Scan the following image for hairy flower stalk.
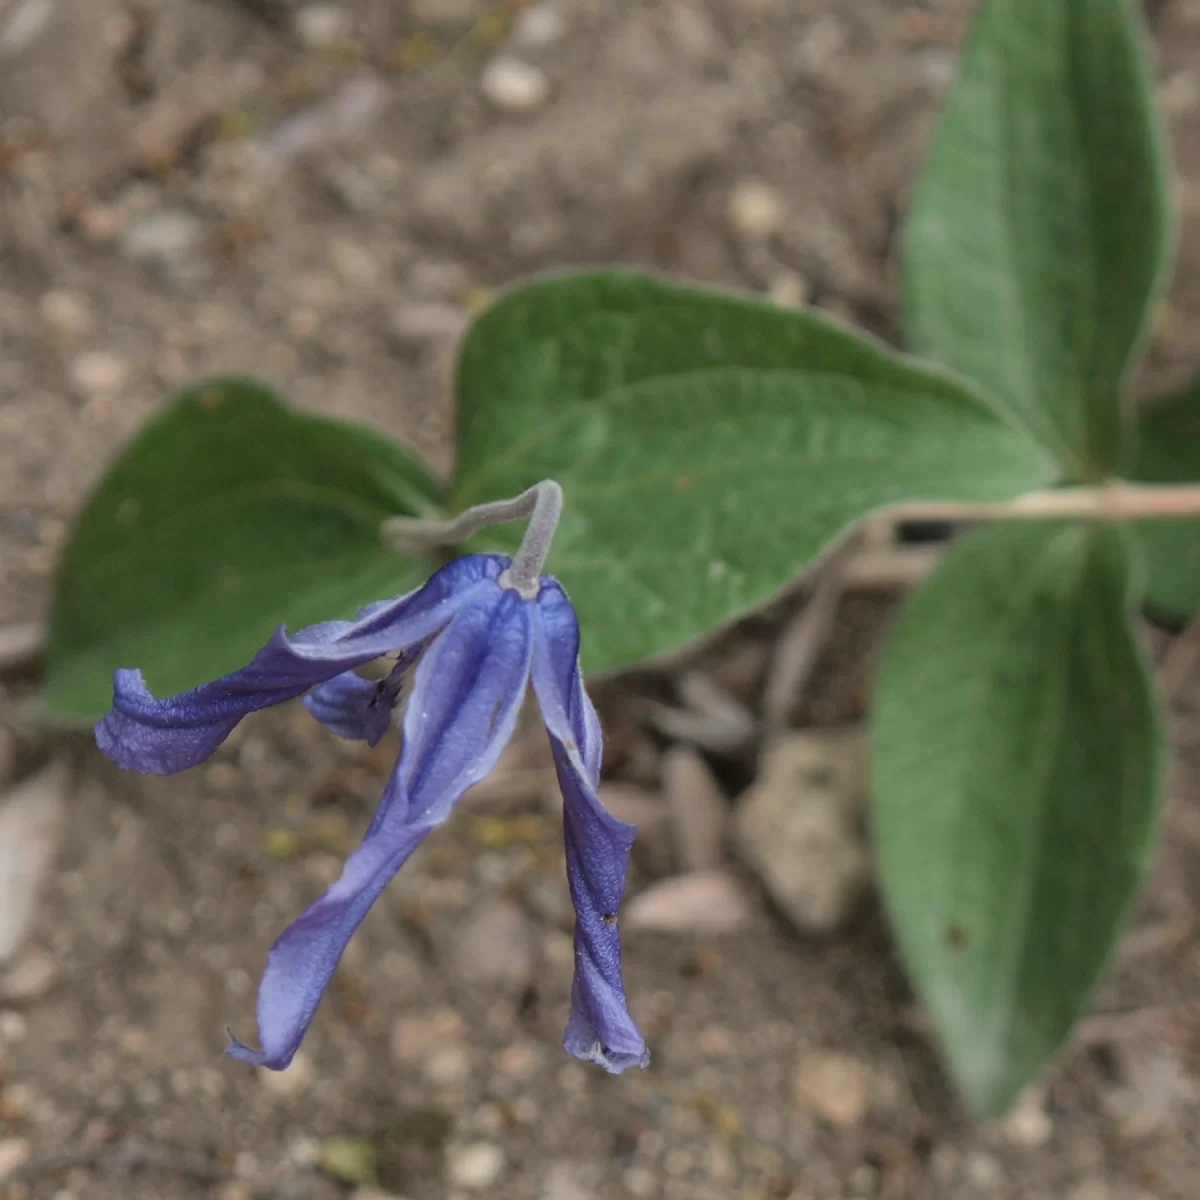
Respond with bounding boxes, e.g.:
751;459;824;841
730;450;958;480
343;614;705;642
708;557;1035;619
95;481;648;1074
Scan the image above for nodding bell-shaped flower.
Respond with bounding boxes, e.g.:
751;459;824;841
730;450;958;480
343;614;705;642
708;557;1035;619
96;503;649;1075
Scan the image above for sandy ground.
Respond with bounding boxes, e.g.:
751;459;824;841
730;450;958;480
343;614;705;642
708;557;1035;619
2;1;1200;1198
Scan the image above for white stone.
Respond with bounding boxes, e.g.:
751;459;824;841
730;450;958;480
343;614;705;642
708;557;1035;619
663;745;729;871
0;948;58;1002
424;1045;471;1086
625;869;752;935
68;351;128;397
481;55;550;113
120;208;207;282
540;1161;596;1200
0;765;68;963
295;4;350;50
446;1142;506;1190
511;4;566;49
727;180;786;241
794;1050;872;1128
1002;1087;1054;1147
258;1051;314;1098
390;302;468;347
0;1137;32;1182
965;1152;1004;1188
39;290;94;336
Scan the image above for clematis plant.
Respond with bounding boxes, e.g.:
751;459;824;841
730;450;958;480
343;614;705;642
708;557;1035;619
94;482;649;1074
48;0;1200;1122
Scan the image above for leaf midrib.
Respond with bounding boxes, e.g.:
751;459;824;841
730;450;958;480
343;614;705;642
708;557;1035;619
455;363;1006;506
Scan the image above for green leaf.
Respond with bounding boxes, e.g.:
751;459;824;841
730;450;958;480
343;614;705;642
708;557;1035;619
45;378;444;719
872;521;1164;1115
452;270;1055;674
1132;376;1200;619
902;0;1173;479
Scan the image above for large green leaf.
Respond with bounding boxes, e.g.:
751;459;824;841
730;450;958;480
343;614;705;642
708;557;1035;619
902;0;1173;480
872;521;1163;1115
46;378;444;719
452;270;1055;674
1132;376;1200;619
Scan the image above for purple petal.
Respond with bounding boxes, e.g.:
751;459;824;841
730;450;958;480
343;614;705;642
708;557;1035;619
229;584;534;1069
95;555;506;775
303;671;384;742
303;644;422;746
531;580;649;1074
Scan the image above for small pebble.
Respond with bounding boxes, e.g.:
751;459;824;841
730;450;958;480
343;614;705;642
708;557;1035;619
425;1045;471;1086
295;4;350;50
727;181;786;241
68;351;127;397
120;208;208;283
623;1166;658;1199
794;1049;872;1128
1068;1182;1111;1200
409;259;470;300
39;290;94;336
319;1137;376;1184
216;1183;256;1200
734;728;869;935
965;1152;1004;1188
769;270;810;308
390;1009;463;1066
663;745;729;871
390;302;469;347
496;1040;543;1081
258;1051;314;1098
446;1141;506;1190
0;764;68;963
512;4;566;49
481;55;550;113
1003;1087;1054;1147
0;1011;27;1042
0;1136;32;1180
0;948;58;1003
540;1160;596;1200
797;14;846;69
625;869;752;935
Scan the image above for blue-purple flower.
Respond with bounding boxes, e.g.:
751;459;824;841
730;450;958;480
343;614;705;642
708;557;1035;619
95;553;648;1074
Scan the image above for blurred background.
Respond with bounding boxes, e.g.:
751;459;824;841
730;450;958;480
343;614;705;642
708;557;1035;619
1;1;1199;1197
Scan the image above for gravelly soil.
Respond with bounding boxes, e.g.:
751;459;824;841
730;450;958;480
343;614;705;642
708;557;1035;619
2;2;1200;1198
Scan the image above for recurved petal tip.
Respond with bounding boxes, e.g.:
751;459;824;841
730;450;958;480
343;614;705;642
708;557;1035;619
224;1028;282;1070
95;669;241;775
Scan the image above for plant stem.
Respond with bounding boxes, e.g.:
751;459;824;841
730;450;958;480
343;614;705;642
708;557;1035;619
381;479;563;598
886;481;1200;525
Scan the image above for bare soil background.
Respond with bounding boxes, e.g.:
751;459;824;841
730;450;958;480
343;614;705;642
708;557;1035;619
1;1;1200;1198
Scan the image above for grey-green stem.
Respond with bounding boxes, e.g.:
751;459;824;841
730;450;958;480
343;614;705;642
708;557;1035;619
381;480;564;599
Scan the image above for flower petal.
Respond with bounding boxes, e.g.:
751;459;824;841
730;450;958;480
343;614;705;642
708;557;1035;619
227;800;431;1069
531;580;649;1073
95;555;506;775
303;671;385;742
229;584;535;1069
303;642;422;746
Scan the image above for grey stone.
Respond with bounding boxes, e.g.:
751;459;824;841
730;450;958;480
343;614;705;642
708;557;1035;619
663;745;729;871
734;728;868;934
625;869;751;935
